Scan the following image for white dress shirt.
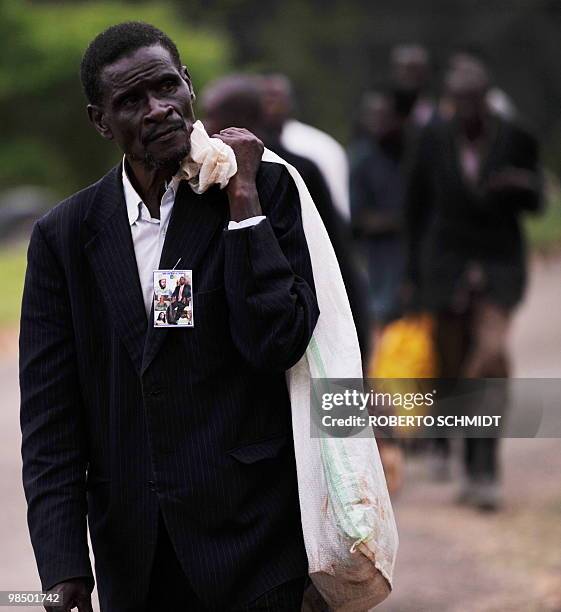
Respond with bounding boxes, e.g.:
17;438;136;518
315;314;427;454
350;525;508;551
121;161;265;317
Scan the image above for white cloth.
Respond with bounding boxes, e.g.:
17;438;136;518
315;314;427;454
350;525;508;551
176;120;238;194
281;119;351;221
261;148;398;610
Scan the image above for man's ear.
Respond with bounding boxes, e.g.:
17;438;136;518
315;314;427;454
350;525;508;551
87;104;114;141
181;66;196;102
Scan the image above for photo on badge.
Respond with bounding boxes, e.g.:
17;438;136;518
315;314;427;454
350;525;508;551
153;270;193;328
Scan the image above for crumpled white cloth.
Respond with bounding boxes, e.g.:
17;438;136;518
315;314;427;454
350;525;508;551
175;120;237;194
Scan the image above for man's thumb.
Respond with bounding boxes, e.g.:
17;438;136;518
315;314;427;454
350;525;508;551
76;595;93;612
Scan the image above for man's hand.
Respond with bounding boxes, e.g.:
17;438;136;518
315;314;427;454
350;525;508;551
213;127;264;221
46;578;93;612
487;167;537;192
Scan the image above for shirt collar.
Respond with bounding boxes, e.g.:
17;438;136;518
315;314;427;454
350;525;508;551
121;157;181;226
122;158;143;226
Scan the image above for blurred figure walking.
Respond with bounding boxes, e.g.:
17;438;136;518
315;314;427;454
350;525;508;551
202;74;369;361
406;59;543;510
349;90;408;339
442;52;518;121
260;74;351;222
390;44;436;128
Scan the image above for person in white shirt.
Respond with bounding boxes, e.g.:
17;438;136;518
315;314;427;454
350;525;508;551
260;74;351;222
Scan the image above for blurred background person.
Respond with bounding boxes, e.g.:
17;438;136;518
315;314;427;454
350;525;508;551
390;44;436;128
441;52;519;121
349;90;408;343
405;58;544;510
259;73;351;222
201;74;370;360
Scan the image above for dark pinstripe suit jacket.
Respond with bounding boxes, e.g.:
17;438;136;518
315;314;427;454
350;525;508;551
19;161;319;610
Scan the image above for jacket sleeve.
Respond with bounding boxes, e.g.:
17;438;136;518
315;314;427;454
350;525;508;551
223;165;320;371
509;128;543;213
19;220;93;591
482;126;544;215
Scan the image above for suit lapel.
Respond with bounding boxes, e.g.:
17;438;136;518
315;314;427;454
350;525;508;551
141;182;227;375
84;164;148;375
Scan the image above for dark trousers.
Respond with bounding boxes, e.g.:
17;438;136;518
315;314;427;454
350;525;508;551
144;513;307;611
435;301;510;481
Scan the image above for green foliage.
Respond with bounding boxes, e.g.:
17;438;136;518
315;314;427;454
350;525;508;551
526;181;561;252
178;0;561;148
0;244;26;326
0;0;231;197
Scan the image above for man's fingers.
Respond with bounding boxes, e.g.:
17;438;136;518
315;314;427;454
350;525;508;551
219;126;248;133
77;595;94;612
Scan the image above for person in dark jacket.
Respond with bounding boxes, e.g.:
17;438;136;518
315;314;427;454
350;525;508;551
171;275;191;302
20;23;319;611
406;59;543;510
350;90;408;333
258;75;370;362
203;74;370;363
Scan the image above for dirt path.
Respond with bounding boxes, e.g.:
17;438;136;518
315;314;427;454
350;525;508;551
379;256;561;612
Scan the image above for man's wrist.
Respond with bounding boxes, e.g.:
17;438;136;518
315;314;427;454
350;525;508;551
227;180;262;222
49;576;94;592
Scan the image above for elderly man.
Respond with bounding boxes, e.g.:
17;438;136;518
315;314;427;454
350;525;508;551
20;22;319;612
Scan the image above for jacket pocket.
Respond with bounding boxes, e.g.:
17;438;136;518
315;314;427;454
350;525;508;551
227;434;289;464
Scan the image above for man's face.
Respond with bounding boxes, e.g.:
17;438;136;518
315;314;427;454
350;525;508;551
446;65;488;125
89;44;195;169
179;276;185;285
448;81;487;124
260;77;292;134
159;278;167;289
393;57;429;93
360;94;400;140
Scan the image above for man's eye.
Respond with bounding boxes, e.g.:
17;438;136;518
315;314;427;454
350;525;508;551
121;95;139;108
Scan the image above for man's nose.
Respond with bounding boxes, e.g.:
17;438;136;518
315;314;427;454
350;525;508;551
144;95;173;123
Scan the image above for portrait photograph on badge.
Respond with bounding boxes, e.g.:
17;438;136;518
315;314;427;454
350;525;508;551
153;270;193;328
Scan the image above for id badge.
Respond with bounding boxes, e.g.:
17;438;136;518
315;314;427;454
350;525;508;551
153;270;194;328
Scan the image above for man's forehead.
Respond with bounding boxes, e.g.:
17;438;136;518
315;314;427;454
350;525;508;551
101;45;180;93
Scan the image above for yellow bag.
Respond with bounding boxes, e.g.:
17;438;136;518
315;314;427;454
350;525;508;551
369;313;438;379
367;314;439;436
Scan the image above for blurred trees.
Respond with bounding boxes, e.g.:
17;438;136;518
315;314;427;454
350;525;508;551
0;0;231;197
177;0;561;157
3;0;561;196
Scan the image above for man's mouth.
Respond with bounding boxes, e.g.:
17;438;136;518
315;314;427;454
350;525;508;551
145;123;185;144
